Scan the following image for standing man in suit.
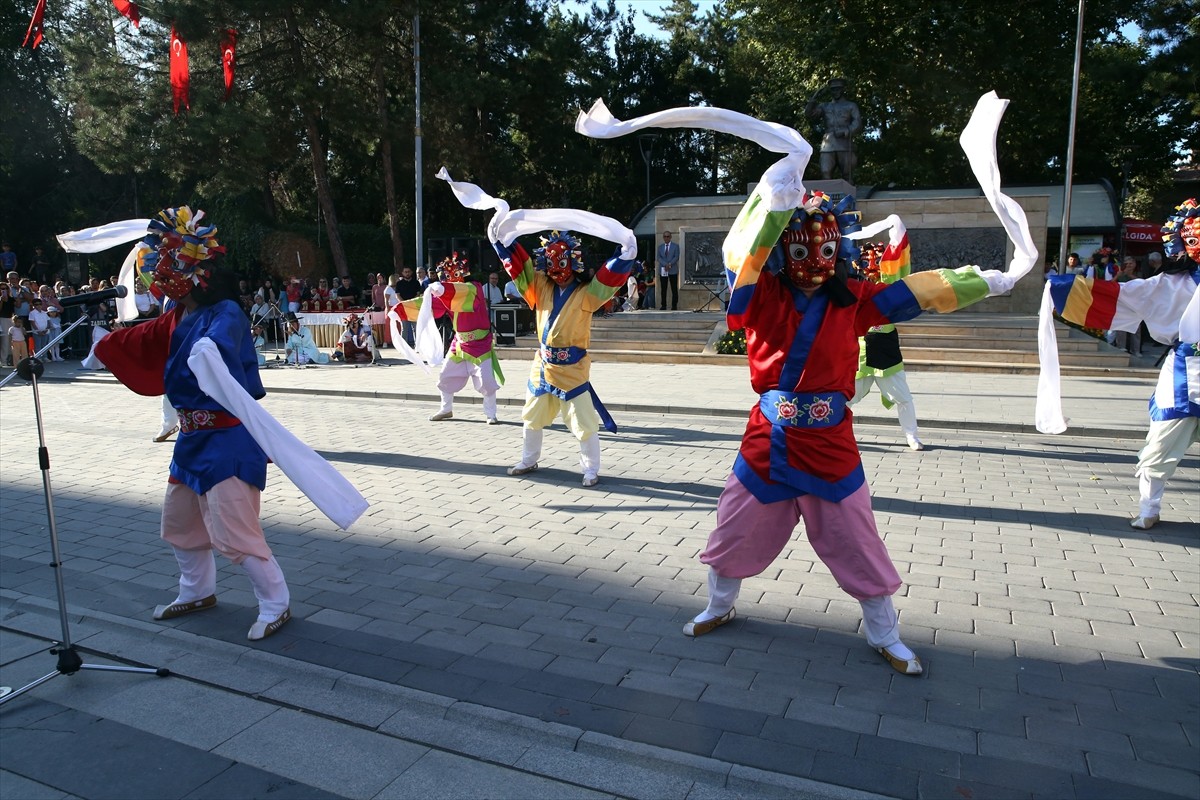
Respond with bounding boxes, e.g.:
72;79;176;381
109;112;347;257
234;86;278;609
657;230;680;310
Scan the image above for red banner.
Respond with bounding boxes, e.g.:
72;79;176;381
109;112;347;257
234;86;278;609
112;0;139;27
1122;219;1160;243
220;29;237;101
22;0;46;49
170;26;189;114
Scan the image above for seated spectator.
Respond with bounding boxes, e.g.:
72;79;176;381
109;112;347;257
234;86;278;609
312;278;332;303
331;313;377;364
251;324;267;366
283;314;328;365
133;281;161;319
286;278;303;314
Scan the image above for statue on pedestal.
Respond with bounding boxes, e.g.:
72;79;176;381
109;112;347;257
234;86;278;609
805;78;862;182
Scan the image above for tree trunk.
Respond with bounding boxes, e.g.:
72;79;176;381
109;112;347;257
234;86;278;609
283;8;350;279
375;52;404;274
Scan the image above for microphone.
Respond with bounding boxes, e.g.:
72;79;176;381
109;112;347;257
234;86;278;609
58;285;129;307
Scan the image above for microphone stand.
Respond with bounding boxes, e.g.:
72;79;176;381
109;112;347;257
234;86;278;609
0;309;169;708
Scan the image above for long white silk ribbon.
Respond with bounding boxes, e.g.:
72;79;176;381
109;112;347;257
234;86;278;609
188;337;369;530
435;168;637;258
57;219;151;253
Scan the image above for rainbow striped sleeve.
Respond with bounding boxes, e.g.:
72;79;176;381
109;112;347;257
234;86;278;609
874;266;994;323
879;232;910;284
1046;274;1119;330
392;295;423;322
496;240;538;308
723;189;793;329
593;251;635;290
438;282;478;313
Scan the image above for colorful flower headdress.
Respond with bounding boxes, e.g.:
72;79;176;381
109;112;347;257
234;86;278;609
534;231;584;273
343;312;363;327
137;206;226;296
1162;198;1200;264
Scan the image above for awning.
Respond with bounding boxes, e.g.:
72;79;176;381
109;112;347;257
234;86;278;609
1122;219;1160;243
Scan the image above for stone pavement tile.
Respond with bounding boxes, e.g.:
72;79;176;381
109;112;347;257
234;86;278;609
1130;734;1200;772
1072;773;1192;800
1017;671;1118;710
543;655;630;685
856;733;960;777
809;751;920;800
1076;702;1192;746
514;669;606;703
213;707;426;800
783;696;880;736
375;750;611;800
619;670;707;701
86;676;277;751
712;732;816;781
542;696;636;737
835;685;926;720
513;744;694;800
0;770;76;800
183;763;344;800
667;698;766;737
1111;687;1200;724
622;714;723;757
591;685;682;720
877;714;977;754
916;772;1039;800
1025;716;1134;758
760;717;858;757
1084;752;1200;799
697;684;791;716
0;704;232;800
977;731;1087;773
464;680;556;718
958;753;1077;798
671;659;754;689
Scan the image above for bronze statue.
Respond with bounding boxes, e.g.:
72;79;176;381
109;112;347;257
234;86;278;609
805;78;862;182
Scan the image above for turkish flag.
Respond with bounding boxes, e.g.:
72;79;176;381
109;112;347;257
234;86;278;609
170;26;189;114
112;0;139;28
220;29;237;101
22;0;46;49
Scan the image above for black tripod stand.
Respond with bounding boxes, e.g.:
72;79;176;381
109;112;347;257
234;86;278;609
0;313;169;708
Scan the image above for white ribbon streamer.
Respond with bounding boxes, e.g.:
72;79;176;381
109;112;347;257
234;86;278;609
57;218;151;253
575;101;812;214
188;337;369;530
435;168;637;258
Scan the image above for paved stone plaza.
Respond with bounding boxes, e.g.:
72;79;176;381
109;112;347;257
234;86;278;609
1;357;1197;799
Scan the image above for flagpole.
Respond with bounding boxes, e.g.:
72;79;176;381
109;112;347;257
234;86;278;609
1058;0;1085;273
413;9;424;271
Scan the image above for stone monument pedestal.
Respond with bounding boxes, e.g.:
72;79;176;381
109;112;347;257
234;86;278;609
804;179;855;203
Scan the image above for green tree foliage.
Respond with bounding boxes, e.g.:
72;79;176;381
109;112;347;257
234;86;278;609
0;0;1193;278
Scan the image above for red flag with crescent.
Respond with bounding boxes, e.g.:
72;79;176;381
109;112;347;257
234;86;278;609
220;29;237;101
112;0;139;28
170;26;189;114
22;0;47;49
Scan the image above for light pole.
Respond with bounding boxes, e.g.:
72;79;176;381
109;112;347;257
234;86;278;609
638;133;660;207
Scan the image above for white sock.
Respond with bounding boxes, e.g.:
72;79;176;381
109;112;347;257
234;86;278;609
860;595;914;658
517;427;543;467
242;556;290;621
579;434;600;479
172;547;216;603
1138;472;1165;518
694;569;741;622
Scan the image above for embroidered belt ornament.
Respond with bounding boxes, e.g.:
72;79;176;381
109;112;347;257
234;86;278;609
775;394;836;426
177;408;241;433
541;345;583;364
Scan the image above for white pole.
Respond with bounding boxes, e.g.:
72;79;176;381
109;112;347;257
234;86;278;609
1058;0;1085;273
413;10;424;270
